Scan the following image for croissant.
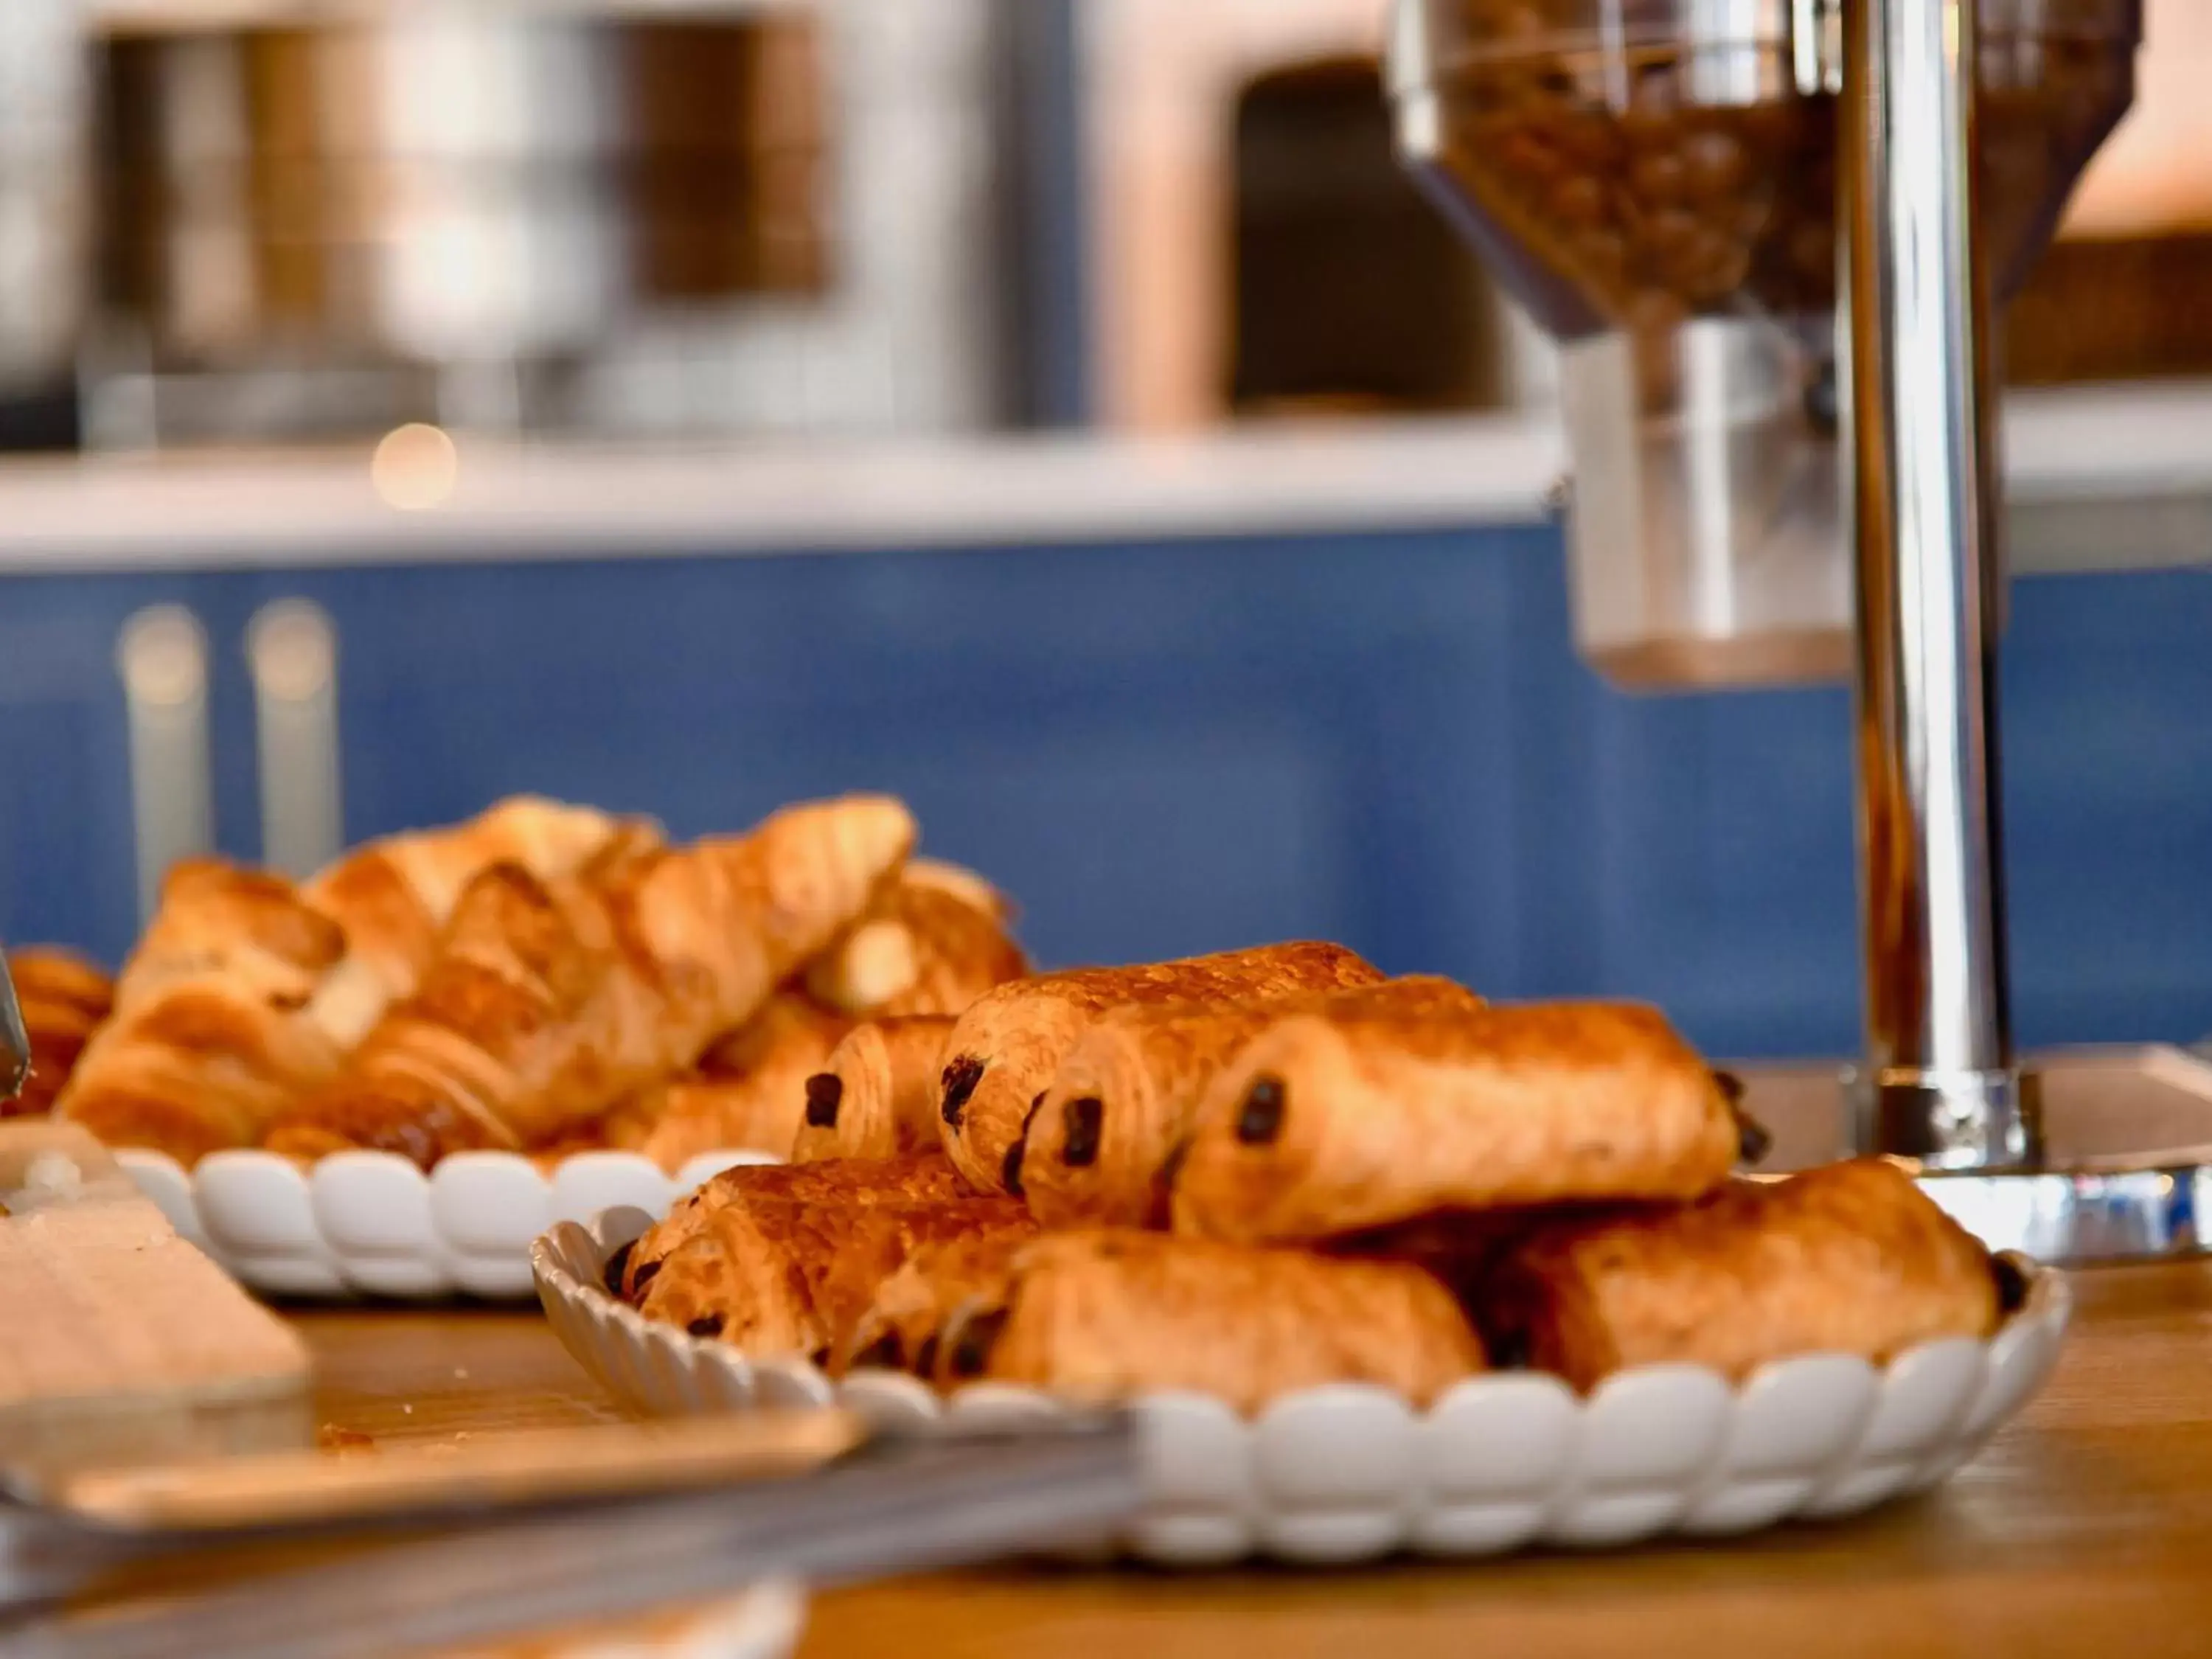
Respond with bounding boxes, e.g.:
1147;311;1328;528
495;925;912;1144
926;1231;1485;1412
789;1015;958;1164
1169;1000;1739;1245
1021;975;1484;1229
933;942;1383;1195
302;797;641;1048
803;860;1029;1019
1471;1159;2008;1391
4;948;116;1119
611;993;855;1169
57;860;349;1161
615;1154;972;1303
265;795;915;1166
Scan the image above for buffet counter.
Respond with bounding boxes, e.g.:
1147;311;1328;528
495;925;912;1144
285;1266;2212;1659
1;383;2211;574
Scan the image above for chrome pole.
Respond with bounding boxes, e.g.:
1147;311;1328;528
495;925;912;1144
1840;0;2034;1169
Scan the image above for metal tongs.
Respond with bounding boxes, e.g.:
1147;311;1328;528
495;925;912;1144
1;1410;1143;1659
0;948;29;1102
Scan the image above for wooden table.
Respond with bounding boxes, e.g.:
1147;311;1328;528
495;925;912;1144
285;1259;2212;1659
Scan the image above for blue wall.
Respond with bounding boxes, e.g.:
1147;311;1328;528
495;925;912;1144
4;523;2208;1061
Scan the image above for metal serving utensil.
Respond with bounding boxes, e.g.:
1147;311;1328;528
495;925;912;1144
0;950;30;1102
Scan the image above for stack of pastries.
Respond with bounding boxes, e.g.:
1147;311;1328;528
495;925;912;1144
611;945;2027;1409
12;794;1031;1173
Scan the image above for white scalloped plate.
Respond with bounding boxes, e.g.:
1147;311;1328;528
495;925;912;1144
532;1207;2073;1567
116;1147;784;1301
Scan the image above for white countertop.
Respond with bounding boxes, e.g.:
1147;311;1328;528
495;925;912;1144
1;384;2209;575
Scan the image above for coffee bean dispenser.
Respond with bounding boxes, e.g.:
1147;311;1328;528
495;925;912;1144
1392;1;2212;1265
1391;0;2135;687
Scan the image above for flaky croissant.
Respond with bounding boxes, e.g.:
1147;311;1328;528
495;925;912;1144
264;796;916;1166
4;948;116;1119
302;796;640;1048
57;860;350;1161
803;860;1028;1020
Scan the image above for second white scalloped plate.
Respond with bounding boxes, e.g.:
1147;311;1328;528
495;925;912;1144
532;1206;2073;1567
117;1147;782;1301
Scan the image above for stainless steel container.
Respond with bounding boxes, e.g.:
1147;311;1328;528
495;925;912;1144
84;0;1016;445
1390;0;2138;688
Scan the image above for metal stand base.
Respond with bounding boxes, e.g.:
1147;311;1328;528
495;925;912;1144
1734;1045;2212;1264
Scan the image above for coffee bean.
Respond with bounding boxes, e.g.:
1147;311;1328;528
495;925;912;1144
630;1258;662;1297
1630;148;1689;207
1554;174;1607;228
1680;128;1748;202
686;1312;726;1339
804;1072;843;1129
940;1055;985;1127
1236;1075;1288;1146
1061;1097;1104;1167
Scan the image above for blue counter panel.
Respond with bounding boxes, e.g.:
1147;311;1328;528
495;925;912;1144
3;527;2207;1060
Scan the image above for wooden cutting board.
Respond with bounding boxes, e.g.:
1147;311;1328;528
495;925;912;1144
0;1121;313;1477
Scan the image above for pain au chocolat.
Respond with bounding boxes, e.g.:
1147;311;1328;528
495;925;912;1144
1021;976;1484;1230
924;1230;1484;1413
613;1155;971;1304
790;1015;959;1164
1471;1158;2009;1391
1169;998;1738;1244
933;942;1383;1197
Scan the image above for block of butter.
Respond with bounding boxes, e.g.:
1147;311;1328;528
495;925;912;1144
0;1121;313;1478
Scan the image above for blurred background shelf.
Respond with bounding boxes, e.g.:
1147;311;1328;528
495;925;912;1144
5;0;2212;1068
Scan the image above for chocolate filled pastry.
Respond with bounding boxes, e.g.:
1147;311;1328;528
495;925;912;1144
925;1231;1484;1413
617;1154;972;1302
933;942;1383;1196
1022;976;1484;1230
633;1190;1032;1363
790;1015;959;1164
1472;1158;2006;1391
611;995;855;1169
832;1224;1039;1377
1170;999;1738;1244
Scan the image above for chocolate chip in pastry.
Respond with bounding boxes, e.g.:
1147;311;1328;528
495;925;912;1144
789;1015;959;1164
1170;1000;1737;1244
611;995;855;1169
1470;1158;2005;1392
933;943;1383;1195
633;1189;1031;1363
832;1223;1039;1377
619;1154;971;1301
923;1230;1484;1413
1022;976;1484;1230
